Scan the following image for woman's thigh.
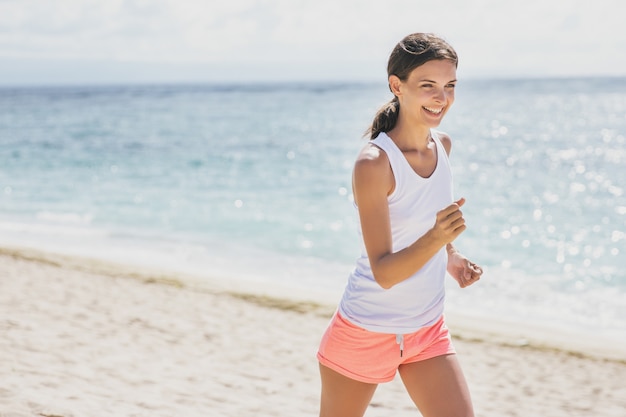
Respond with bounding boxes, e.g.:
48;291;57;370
319;363;378;417
398;354;474;417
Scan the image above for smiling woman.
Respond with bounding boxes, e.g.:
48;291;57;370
317;33;480;417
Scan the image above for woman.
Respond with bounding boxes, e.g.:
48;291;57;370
317;33;482;417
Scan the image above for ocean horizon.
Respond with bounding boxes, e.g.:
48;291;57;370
1;76;625;350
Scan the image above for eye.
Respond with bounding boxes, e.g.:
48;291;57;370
446;83;456;89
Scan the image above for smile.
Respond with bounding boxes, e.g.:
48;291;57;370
423;106;444;115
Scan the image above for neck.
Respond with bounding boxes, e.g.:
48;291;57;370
387;120;432;151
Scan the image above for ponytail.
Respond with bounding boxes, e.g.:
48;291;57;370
366;96;399;140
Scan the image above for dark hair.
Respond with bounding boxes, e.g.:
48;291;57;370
366;33;458;139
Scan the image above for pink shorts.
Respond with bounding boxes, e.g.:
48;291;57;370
317;312;455;384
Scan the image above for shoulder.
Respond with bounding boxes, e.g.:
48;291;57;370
354;141;391;174
433;130;452;156
353;142;393;192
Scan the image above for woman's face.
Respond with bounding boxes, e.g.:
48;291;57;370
392;59;457;129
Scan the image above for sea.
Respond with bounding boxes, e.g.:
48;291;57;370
1;78;625;349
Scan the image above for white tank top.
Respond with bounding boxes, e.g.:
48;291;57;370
338;130;454;334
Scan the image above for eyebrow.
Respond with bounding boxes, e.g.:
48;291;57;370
419;78;458;83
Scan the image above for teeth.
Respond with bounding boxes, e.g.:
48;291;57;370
424;106;443;114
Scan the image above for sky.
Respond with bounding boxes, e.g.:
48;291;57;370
0;0;625;86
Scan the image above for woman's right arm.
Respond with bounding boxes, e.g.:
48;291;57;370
353;145;466;289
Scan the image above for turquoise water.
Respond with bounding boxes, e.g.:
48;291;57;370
1;79;625;341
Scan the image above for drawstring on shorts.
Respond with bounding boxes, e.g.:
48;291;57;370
396;334;404;357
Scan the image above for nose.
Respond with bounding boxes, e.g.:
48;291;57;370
433;86;446;103
434;86;453;104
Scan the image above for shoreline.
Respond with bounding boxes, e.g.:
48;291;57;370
2;246;626;416
2;245;624;362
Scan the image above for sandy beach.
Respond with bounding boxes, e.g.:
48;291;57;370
1;247;625;417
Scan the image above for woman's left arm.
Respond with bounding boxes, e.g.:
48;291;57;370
439;131;482;288
446;244;482;288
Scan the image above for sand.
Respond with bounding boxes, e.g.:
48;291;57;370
1;247;625;417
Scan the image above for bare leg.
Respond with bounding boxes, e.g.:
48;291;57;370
398;354;474;417
319;363;378;417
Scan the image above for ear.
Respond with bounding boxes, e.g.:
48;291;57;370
388;75;403;97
